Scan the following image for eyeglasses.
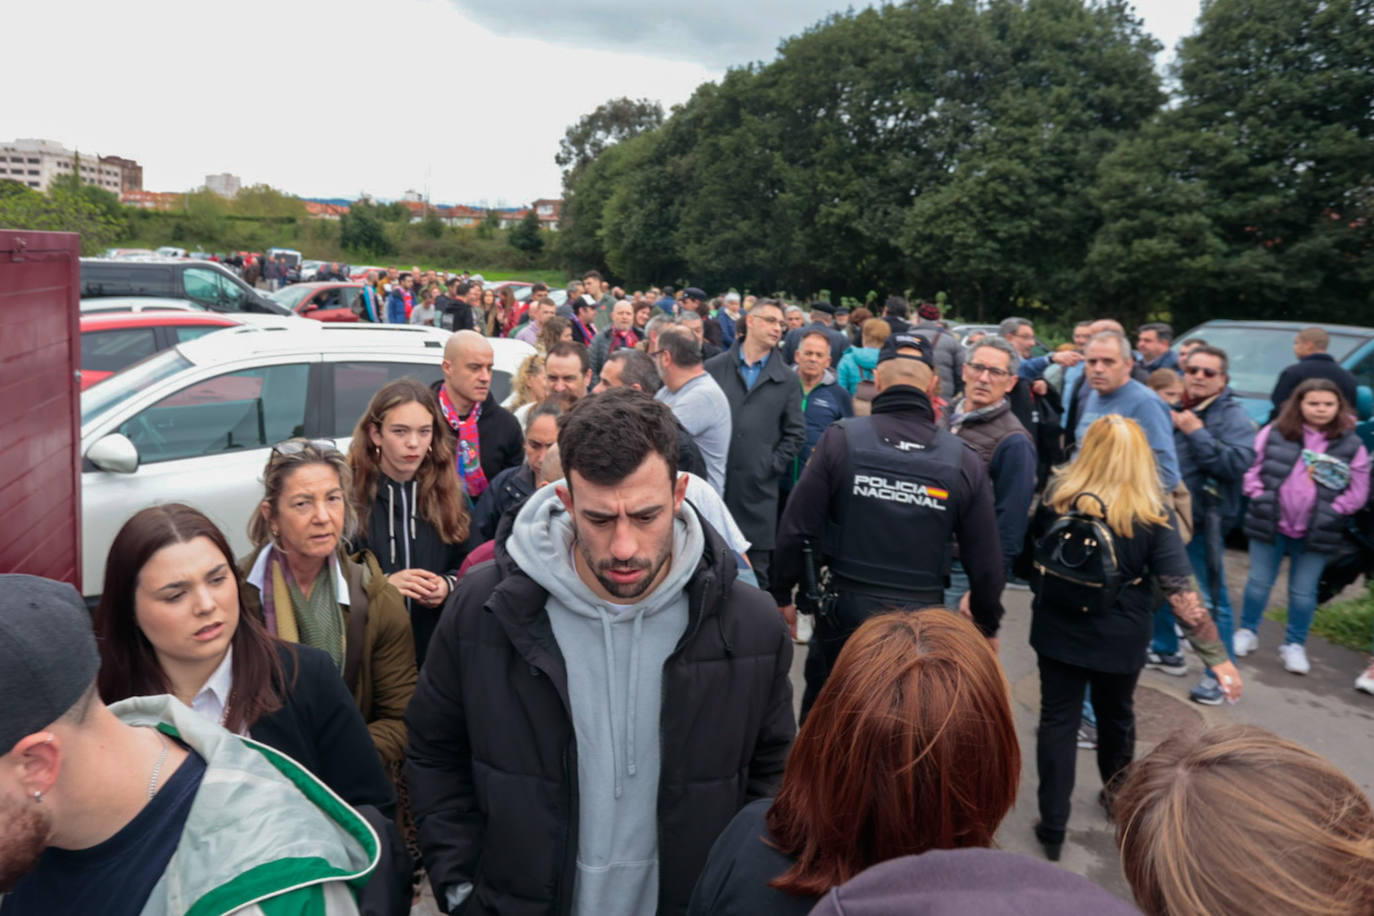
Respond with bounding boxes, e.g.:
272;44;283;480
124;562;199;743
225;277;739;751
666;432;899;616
272;438;339;458
965;361;1012;380
1184;366;1220;378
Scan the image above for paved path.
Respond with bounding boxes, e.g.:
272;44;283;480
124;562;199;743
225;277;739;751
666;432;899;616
878;551;1372;902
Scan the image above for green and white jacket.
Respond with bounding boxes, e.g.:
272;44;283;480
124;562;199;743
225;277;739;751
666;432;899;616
114;695;379;916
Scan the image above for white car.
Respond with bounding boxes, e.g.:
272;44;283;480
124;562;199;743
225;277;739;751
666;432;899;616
79;323;534;596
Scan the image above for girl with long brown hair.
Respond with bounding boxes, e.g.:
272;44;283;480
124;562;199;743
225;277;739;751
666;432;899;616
688;610;1020;914
347;377;475;666
1234;377;1370;674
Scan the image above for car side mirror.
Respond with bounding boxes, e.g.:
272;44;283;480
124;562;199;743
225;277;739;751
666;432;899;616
1356;385;1373;422
87;433;139;474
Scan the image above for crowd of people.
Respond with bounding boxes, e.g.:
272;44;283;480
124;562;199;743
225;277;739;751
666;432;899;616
4;280;1374;915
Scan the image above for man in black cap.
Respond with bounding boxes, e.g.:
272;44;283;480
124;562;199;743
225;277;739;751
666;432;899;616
780;301;849;367
0;574;376;913
770;334;1006;716
679;287;724;349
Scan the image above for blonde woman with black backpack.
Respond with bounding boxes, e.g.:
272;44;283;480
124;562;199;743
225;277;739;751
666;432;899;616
1027;414;1242;862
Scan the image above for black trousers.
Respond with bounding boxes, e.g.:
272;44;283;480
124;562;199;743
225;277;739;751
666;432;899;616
747;549;772;592
801;589;942;721
1035;654;1140;842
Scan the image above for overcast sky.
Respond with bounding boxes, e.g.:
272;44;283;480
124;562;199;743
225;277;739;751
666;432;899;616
7;0;1201;206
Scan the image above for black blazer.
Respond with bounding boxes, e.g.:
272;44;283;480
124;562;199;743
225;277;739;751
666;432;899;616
252;642;396;817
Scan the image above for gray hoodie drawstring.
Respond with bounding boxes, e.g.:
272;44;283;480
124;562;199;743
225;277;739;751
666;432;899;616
598;612;624;799
409;480;417;541
626;613;642;778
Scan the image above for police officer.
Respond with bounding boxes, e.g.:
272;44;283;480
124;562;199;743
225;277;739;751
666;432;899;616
771;333;1006;717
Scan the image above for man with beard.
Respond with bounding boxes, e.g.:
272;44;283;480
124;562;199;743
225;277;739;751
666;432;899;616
407;389;795;916
0;575;376;914
544;340;592;409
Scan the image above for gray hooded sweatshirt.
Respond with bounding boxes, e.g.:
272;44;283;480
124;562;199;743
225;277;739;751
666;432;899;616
505;484;706;916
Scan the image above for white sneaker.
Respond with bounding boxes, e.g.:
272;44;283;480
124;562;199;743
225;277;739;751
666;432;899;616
1233;628;1258;657
1355;663;1374;696
795;613;813;645
1279;642;1311;675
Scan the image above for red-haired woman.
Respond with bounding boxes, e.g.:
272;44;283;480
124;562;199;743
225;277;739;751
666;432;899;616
688;610;1020;914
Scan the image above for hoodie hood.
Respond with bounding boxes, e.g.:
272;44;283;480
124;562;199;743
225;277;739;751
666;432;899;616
505;484;705;799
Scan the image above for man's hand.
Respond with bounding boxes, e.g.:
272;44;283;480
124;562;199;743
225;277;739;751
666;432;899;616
1031;379;1049;397
778;604;798;640
1172;408;1203;434
957;592;973;620
1052;351;1084;367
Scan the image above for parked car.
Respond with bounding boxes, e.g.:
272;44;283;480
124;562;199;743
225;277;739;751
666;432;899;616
80;296;201;315
156;246;188;259
1177;319;1374;446
102;247;159;260
348;264;388;281
81;258;292;316
299;259;325;282
269;282;366;322
78;324;534;596
80;310;243;389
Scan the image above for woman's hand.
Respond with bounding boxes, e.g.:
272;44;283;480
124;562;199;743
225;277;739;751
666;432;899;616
388;568;443;602
416;574;451;608
1212;660;1243;703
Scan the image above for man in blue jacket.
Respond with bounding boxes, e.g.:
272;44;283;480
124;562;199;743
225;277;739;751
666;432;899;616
1146;344;1256;704
779;330;853;514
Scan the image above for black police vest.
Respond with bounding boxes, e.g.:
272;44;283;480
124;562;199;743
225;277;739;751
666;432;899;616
823;417;965;594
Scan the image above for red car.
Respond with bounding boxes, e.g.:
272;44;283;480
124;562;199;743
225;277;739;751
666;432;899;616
80;310;242;389
270;282;367;322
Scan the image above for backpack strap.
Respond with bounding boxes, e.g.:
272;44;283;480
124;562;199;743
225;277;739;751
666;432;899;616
342;560;370;694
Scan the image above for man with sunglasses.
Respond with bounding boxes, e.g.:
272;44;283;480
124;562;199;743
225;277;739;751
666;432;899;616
944;337;1037;607
1146;344;1256;704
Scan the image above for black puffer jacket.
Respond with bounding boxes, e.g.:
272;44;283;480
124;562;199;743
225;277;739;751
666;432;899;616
405;509;796;915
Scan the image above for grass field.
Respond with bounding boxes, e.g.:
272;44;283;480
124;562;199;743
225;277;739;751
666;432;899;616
1265;586;1374;652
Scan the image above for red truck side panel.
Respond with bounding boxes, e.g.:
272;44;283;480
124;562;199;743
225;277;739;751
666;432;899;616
0;231;83;588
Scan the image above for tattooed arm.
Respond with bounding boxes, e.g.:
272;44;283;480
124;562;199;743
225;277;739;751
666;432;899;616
1161;576;1243;701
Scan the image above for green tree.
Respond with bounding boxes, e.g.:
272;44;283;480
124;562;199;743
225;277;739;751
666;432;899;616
556;97;665;190
340;200;395;256
475;209;500;240
420;208;445;239
231;184;307;219
0;179;125;254
508;208;544;256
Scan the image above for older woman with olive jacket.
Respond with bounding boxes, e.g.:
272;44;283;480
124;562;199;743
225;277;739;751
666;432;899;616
240;438;417;768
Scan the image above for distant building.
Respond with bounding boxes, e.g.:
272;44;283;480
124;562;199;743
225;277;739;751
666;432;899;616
205;172;241;198
100;155;143;193
437;204;483;228
120;190;182;211
401;189;425;203
0;138;127;193
304;201;349;220
531;198;562;230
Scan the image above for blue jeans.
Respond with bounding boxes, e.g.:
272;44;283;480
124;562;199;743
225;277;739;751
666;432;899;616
1151;535;1236;673
943;558;970;609
1239;534;1328;646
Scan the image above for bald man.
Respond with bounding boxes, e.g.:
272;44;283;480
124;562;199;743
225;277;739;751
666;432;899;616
770;333;1005;717
431;330;524;499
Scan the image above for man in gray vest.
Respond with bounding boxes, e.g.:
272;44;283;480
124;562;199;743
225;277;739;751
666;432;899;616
943;336;1037;608
769;334;1005;717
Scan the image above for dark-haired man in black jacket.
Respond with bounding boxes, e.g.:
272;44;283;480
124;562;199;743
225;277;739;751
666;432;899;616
406;389;795;916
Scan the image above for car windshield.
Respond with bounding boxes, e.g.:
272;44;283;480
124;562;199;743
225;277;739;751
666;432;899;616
81;349;192;426
269;285;314;310
1179;326;1368;397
